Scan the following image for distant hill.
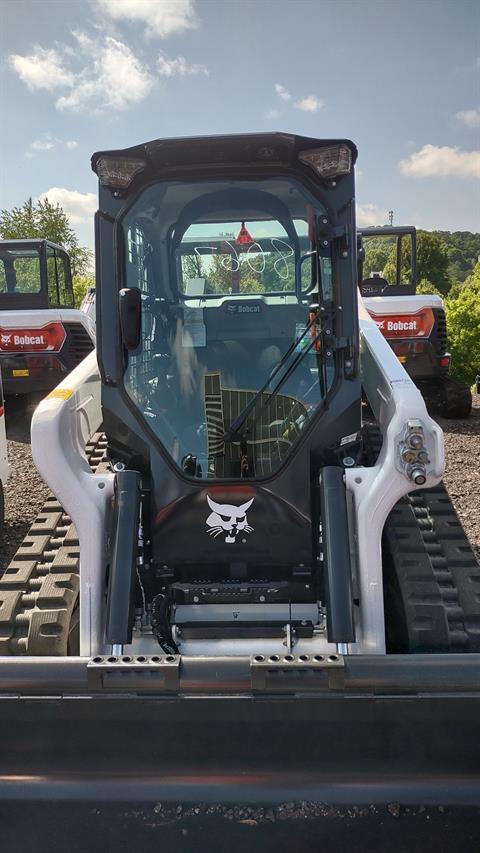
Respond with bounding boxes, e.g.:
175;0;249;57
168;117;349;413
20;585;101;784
429;231;480;283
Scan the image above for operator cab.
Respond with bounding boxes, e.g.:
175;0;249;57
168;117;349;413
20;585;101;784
0;239;74;310
93;133;361;656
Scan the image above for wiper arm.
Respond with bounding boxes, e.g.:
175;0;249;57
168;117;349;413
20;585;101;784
224;311;320;442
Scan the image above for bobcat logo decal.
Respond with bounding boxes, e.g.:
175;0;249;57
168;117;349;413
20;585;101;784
206;495;254;544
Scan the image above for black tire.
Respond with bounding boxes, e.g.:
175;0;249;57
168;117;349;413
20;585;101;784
439;376;472;419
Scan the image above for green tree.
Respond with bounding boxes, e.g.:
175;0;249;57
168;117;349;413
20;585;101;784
415;278;443;297
73;273;95;306
383;232;451;294
416;232;451;293
362;238;395;279
181;252;205;283
0;197;92;276
444;262;480;383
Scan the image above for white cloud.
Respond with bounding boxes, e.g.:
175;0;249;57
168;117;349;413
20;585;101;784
95;0;197;38
294;95;325;113
31;135;56;152
56;34;154;112
157;53;208;77
8;46;74;91
9;28;207;114
356;203;388;227
399;144;480;179
266;108;280;120
27;135;79;156
275;83;291;102
37;188;96;225
455;108;480;128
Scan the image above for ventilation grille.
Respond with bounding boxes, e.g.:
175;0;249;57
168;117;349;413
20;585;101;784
434;308;448;355
63;323;95;365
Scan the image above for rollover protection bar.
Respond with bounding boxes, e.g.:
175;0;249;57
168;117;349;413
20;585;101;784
0;654;480;805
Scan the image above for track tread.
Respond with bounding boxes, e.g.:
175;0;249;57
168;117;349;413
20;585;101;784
0;432;107;655
383;486;480;652
362;422;480;652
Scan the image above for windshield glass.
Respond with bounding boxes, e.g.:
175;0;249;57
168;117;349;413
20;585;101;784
122;176;335;480
0;248;41;295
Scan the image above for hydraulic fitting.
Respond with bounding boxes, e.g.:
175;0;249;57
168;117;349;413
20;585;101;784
406;464;427;486
397;420;430;486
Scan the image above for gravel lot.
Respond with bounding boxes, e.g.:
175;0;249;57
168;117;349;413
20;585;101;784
2;395;479;569
437;395;480;561
2;396;50;568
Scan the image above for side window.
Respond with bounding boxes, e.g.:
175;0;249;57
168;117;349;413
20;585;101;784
56;251;74;307
47;248;59;305
46;248;74;307
125;225;154;401
0;253;41;294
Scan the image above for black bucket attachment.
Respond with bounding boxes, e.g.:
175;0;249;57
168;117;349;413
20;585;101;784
0;653;480;805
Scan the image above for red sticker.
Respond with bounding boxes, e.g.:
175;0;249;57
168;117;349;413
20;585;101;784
368;308;435;338
0;323;66;354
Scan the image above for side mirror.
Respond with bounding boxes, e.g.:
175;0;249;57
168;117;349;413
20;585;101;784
119;288;141;350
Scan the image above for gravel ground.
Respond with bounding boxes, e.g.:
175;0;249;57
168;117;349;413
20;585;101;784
437;394;480;561
2;395;479;569
1;396;49;569
1;801;480;852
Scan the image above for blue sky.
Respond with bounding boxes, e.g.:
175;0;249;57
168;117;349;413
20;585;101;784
1;0;479;252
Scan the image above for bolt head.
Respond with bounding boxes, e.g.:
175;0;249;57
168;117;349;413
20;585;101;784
409;433;424;450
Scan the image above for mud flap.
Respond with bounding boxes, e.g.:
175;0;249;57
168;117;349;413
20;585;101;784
0;654;480;805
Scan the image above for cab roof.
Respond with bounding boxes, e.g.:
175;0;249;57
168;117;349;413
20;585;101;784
91;132;358;178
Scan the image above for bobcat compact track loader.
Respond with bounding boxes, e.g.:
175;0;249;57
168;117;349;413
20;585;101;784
359;226;472;418
0;133;479;806
0;239;95;395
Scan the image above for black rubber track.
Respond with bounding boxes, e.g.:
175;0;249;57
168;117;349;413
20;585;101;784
361;421;480;652
0;433;107;655
383;489;480;652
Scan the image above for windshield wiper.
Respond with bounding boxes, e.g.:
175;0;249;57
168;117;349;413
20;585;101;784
224;310;321;443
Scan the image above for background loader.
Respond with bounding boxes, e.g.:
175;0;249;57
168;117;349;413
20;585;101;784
360;225;472;418
0;238;95;396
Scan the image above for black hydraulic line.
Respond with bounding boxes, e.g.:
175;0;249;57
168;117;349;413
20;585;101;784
106;470;141;645
320;466;355;643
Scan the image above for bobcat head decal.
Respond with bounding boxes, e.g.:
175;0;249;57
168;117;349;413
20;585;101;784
206;495;255;544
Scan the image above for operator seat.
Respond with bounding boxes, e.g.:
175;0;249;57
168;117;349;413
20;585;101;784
204;372;307;478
